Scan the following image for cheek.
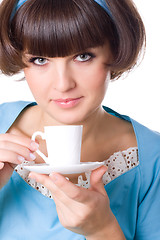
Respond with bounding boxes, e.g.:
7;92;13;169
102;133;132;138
24;70;46;96
24;70;36;87
83;68;110;91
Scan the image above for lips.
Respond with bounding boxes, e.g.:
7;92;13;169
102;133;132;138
53;97;83;108
55;98;80;103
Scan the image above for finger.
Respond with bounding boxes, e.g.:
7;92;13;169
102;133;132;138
0;133;39;152
28;172;67;203
90;165;107;196
0;149;27;165
29;172;88;203
49;172;88;201
0;141;36;162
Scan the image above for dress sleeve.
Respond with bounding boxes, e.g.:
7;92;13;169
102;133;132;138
135;155;160;239
0;101;35;133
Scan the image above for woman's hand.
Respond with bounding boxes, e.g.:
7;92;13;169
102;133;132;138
0;133;38;188
29;166;125;239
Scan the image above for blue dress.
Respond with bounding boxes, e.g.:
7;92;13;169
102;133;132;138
0;101;160;240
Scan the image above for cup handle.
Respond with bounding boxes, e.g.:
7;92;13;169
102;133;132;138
31;131;48;163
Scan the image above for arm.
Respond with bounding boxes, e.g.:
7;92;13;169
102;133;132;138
29;166;126;239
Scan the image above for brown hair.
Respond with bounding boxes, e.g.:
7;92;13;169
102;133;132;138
0;0;146;79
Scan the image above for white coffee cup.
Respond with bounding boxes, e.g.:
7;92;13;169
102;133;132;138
32;125;83;166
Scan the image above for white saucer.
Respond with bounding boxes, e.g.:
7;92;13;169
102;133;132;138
24;162;105;174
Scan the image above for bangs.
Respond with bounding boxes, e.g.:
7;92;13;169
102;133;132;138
12;0;113;57
1;0;145;77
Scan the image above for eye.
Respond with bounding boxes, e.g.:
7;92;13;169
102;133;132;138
29;57;48;66
74;53;95;62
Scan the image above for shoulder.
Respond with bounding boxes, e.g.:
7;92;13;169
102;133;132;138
103;105;160;180
102;106;137;153
117;114;160;215
129;118;160;202
104;105;160;158
0;100;36;113
0;101;36;133
131;118;160;159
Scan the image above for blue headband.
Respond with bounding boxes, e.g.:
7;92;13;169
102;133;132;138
11;0;112;20
94;0;112;17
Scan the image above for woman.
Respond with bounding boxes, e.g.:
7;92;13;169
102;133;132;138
0;0;159;239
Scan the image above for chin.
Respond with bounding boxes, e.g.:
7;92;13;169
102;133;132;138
47;102;94;125
56;116;83;125
51;111;87;125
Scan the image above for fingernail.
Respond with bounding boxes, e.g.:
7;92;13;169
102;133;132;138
0;162;4;169
30;142;39;151
18;155;25;162
28;173;36;180
30;153;36;161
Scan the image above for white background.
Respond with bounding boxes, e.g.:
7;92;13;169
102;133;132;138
0;0;160;131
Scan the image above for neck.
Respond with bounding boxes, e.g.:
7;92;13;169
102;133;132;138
79;106;106;144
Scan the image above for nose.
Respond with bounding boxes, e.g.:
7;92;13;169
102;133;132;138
51;59;76;92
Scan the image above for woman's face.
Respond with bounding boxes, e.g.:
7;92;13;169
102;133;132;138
24;43;112;125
